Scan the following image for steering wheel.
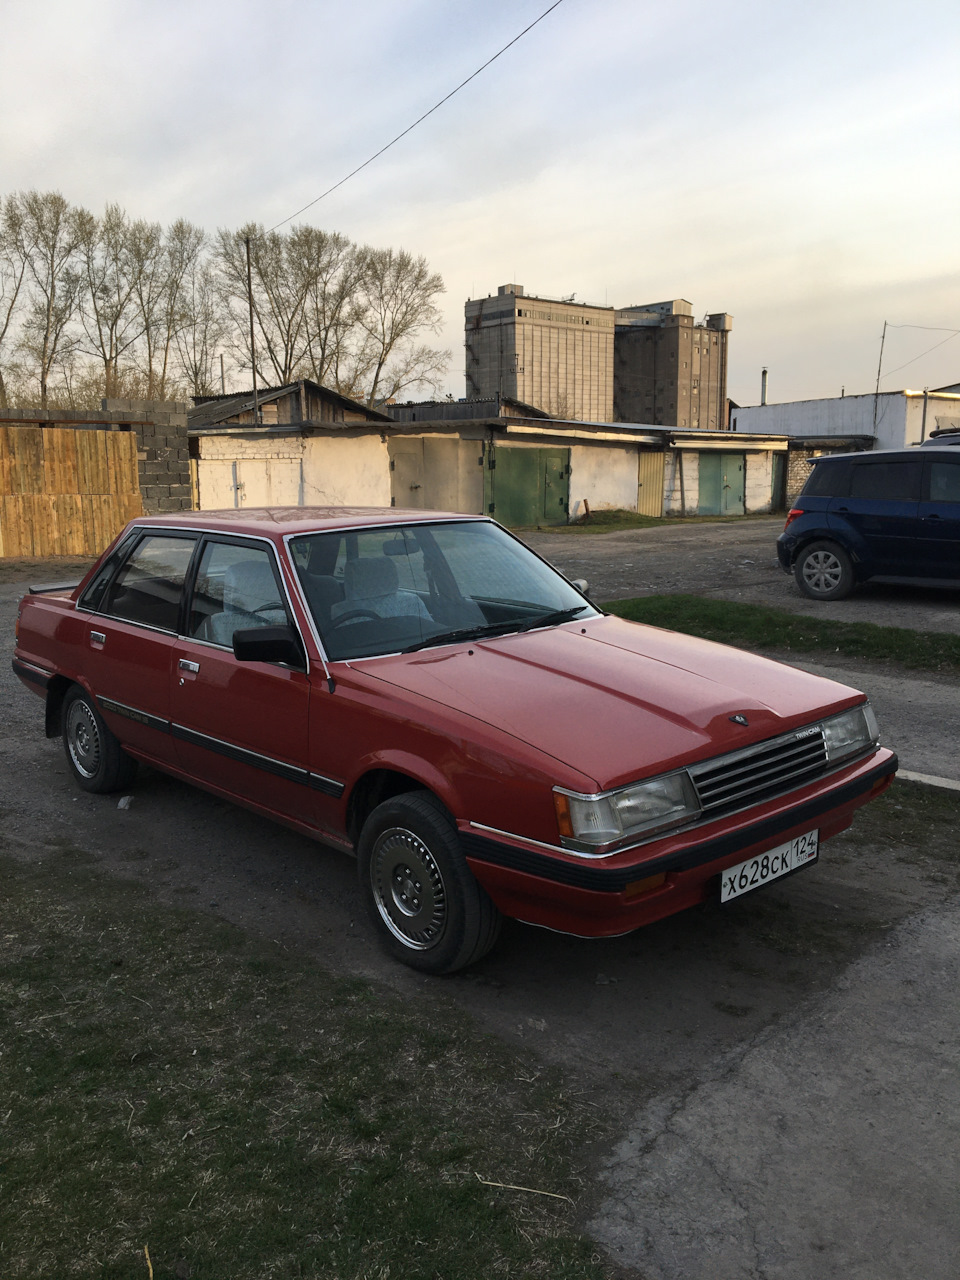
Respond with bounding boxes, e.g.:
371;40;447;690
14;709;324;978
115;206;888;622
331;608;381;627
252;602;284;614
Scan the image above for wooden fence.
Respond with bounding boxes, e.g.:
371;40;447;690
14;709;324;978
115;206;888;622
0;425;143;558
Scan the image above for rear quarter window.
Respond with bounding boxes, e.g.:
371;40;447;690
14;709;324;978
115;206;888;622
802;460;850;498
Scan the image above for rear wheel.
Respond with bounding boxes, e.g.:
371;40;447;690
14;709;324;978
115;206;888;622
357;792;502;974
62;686;138;793
794;540;855;601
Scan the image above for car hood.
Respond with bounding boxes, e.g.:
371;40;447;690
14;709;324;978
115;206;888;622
358;615;864;791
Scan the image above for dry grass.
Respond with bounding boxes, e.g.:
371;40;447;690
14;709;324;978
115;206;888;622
0;847;612;1280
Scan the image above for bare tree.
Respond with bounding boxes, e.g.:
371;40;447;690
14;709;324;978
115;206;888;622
1;194;451;410
11;191;81;407
215;224;312;386
75;203;149;399
0;196;32;408
355;247;448;406
131;218;206;399
174;256;224;396
295;227;366;394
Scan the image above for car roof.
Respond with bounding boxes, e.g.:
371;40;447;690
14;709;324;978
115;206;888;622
127;507;488;538
811;446;960;465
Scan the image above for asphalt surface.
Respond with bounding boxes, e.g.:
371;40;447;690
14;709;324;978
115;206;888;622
524;519;960;1279
592;899;960;1279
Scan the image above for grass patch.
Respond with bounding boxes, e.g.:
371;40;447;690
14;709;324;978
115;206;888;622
604;594;960;674
842;777;960;867
514;509;772;535
0;852;610;1280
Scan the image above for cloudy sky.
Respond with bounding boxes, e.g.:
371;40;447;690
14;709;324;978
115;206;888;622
3;0;958;407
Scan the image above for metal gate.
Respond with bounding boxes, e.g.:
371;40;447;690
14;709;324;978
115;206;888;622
484;447;570;526
638;451;665;517
698;452;745;516
388;438;485;512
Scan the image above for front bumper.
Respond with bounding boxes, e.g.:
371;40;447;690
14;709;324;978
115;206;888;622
461;747;897;936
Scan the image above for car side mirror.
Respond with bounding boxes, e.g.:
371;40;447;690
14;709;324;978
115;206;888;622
571;578;590;597
232;625;305;668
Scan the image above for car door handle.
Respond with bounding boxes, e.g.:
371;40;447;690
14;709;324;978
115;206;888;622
178;659;200;673
90;631;106;646
922;513;943;521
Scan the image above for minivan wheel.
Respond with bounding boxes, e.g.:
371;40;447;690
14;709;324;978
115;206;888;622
794;540;855;601
357;793;502;974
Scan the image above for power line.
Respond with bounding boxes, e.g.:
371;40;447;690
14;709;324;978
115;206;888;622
881;328;960;381
265;0;567;234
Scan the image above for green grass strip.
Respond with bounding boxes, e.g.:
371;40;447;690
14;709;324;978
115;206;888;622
515;509;774;534
603;594;960;674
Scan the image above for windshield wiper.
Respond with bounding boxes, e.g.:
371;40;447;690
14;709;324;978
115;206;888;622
402;606;589;653
515;605;588;632
402;620;522;653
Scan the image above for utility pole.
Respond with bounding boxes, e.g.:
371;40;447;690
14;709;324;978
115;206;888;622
873;321;887;433
245;236;260;424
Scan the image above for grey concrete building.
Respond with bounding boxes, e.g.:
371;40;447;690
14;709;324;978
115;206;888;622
464;286;732;428
464;284;615;422
613;300;732;429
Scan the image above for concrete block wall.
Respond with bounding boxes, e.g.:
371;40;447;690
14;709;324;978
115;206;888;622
102;399;193;514
786;447;818;504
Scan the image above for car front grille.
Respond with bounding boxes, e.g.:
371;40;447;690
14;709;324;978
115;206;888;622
688;726;828;818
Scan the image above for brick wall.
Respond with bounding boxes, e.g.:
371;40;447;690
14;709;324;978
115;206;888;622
102;398;193;514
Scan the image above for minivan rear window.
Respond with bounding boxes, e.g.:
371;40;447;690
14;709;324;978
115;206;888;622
802;460;850;498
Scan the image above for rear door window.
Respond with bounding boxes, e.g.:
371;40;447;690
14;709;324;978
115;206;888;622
101;534;197;632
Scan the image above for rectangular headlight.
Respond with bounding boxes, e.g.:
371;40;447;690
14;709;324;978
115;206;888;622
555;771;701;851
822;702;879;763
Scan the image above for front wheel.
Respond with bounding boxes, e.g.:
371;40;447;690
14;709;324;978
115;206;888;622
357;793;502;974
794;540;855;601
62;686;138;793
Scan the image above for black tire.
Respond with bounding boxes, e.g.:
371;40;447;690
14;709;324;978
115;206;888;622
357;792;502;974
793;540;855;601
62;685;138;794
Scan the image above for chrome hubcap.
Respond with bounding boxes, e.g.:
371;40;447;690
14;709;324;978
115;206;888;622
371;827;446;950
67;699;101;778
802;551;842;594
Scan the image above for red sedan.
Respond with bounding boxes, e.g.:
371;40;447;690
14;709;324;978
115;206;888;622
13;507;896;972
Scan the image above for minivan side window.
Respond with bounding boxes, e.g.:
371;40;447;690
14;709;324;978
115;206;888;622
848;460;921;502
927;460;960;504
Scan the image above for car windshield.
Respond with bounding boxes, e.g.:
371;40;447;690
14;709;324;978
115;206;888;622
290;519;599;660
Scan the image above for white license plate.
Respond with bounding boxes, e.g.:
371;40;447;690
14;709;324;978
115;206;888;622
721;829;819;902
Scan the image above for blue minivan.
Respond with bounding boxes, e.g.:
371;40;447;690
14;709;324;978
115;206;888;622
777;444;960;599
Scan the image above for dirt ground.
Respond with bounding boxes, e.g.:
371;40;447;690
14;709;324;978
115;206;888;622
4;523;959;1277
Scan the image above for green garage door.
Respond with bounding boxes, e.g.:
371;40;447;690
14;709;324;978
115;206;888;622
485;447;570;526
699;452;745;516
